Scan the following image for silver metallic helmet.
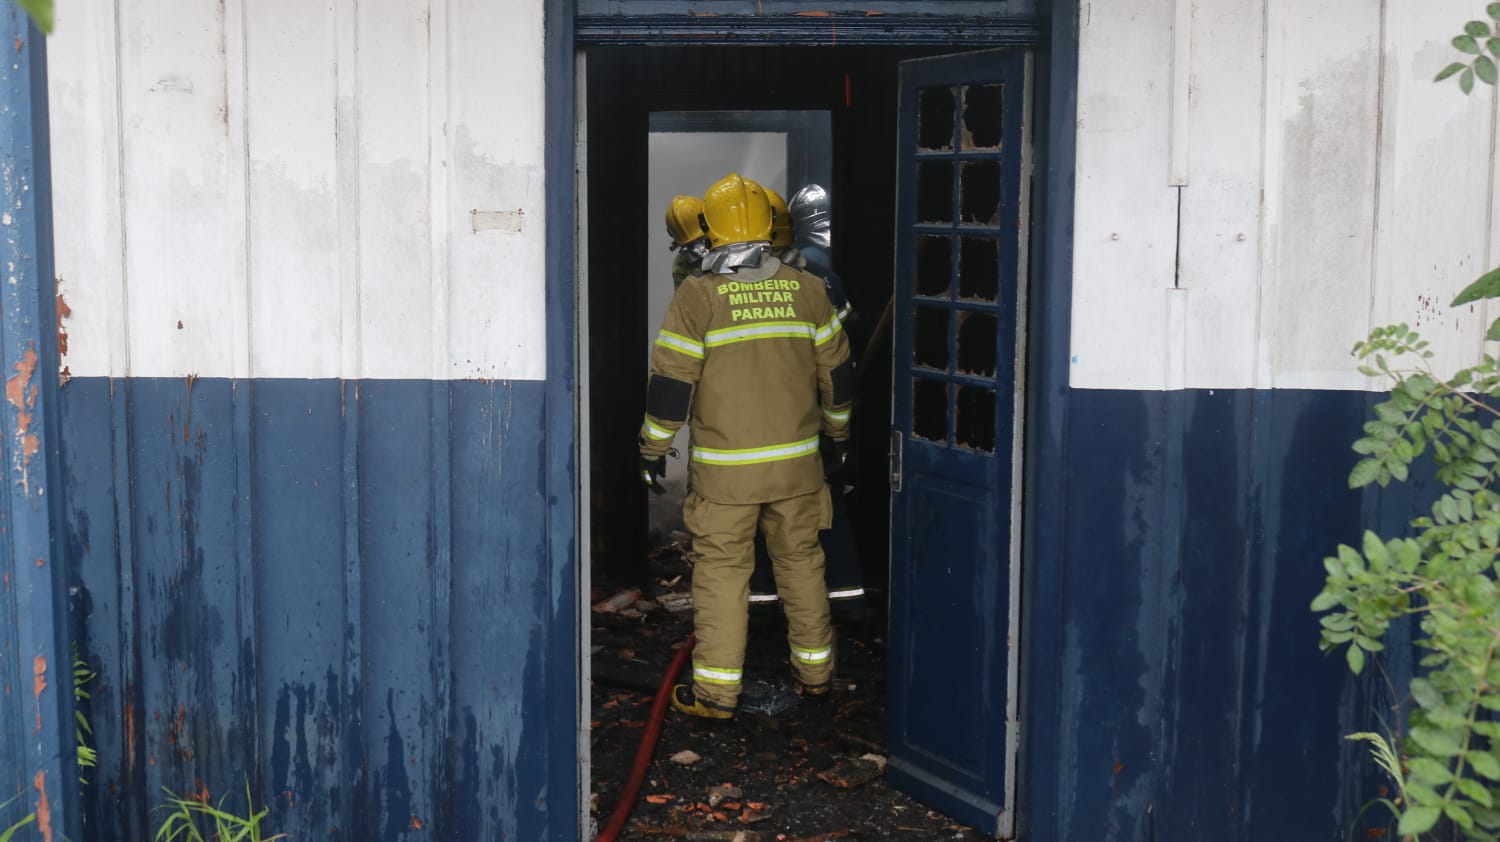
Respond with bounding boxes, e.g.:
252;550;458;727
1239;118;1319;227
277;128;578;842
789;184;831;249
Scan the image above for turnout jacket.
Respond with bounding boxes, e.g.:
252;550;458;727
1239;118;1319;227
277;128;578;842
640;256;853;505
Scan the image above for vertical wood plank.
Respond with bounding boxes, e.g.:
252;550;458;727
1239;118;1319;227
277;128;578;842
244;0;340;378
115;0;239;377
1071;0;1179;389
445;0;548;379
1261;0;1383;389
44;0;127;379
356;0;432;379
1178;0;1267;388
1369;1;1495;370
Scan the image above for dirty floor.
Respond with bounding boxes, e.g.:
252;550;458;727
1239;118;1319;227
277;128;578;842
589;535;987;842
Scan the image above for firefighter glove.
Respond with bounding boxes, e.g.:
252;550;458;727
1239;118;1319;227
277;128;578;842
821;437;848;480
639;453;667;495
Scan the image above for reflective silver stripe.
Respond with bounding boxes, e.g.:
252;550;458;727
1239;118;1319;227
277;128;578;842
822;406;850;423
692;435;820;465
814;313;844;346
693;663;742;685
837;302;853;322
747;594;781;603
827;588;865;600
656;330;705;358
642;418;675;441
704;321;815;347
791;646;832;664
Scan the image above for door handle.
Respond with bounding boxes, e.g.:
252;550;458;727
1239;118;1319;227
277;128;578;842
889;428;903;493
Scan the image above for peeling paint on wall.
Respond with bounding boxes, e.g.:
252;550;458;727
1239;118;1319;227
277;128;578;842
6;340;38;489
32;654;46;733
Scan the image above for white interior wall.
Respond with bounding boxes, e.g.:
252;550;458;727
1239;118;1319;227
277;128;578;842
1073;0;1500;391
46;0;547;381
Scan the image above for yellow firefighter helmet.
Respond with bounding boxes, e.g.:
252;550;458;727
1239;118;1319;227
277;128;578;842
702;173;773;248
766;188;793;248
665;195;706;247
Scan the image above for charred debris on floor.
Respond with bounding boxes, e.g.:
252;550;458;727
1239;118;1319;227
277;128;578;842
589;533;984;841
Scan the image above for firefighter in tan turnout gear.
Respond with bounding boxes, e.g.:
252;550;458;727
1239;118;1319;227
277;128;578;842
638;172;854;720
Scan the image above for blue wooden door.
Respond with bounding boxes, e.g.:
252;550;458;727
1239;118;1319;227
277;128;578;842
888;49;1030;839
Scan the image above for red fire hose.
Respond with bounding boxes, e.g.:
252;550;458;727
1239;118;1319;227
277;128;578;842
596;633;697;842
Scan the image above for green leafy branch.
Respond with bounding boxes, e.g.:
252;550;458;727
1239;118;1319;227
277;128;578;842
1436;3;1500;93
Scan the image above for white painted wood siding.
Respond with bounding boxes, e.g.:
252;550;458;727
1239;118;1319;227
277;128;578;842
1073;0;1500;390
47;0;547;380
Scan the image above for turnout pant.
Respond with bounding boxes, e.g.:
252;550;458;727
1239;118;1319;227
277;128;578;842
749;485;865;615
684;486;835;709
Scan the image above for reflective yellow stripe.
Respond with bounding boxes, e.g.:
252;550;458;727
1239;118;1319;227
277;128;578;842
642;418;675;441
692;435;819;466
656;330;705;359
704;320;816;348
822;405;850;423
814;314;844;346
791;646;832;664
693;663;742;686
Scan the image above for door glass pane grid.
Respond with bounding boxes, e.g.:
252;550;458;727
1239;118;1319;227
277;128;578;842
915;235;954;300
911;374;950;445
955;385;997;453
917;85;957;152
960;82;1004;151
958;235;1001;302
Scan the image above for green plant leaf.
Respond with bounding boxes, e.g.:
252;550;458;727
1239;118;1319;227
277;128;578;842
1439;60;1470;80
1459;776;1496;807
1351;458;1382;488
1471;751;1500;781
1411;677;1443;709
1458;34;1484;54
1478;55;1499;85
1448;801;1476;829
1464;66;1478;92
1363;531;1392;569
1347;643;1366;674
1412;725;1465;756
1310;591;1341;612
1491;2;1500;20
1340;543;1366;575
14;0;53;34
1468;20;1493;37
1400;805;1443;835
1460;267;1500;306
1489;37;1500;58
1411;756;1456;784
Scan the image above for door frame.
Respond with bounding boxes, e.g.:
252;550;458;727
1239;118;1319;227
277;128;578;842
546;3;1081;838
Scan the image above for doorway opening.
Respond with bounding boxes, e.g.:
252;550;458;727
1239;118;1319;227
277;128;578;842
582;44;1030;840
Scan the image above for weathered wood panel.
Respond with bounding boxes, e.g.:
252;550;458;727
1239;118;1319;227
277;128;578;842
1071;0;1179;389
48;0;549;381
1072;0;1500;390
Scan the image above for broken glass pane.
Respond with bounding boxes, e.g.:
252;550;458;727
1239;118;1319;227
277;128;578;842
917;161;953;224
918;86;957;151
955;386;996;453
958;237;1000;301
960;161;1001;226
914;305;950;372
913;378;949;444
957;312;998;378
960;83;1003;150
916;236;953;298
